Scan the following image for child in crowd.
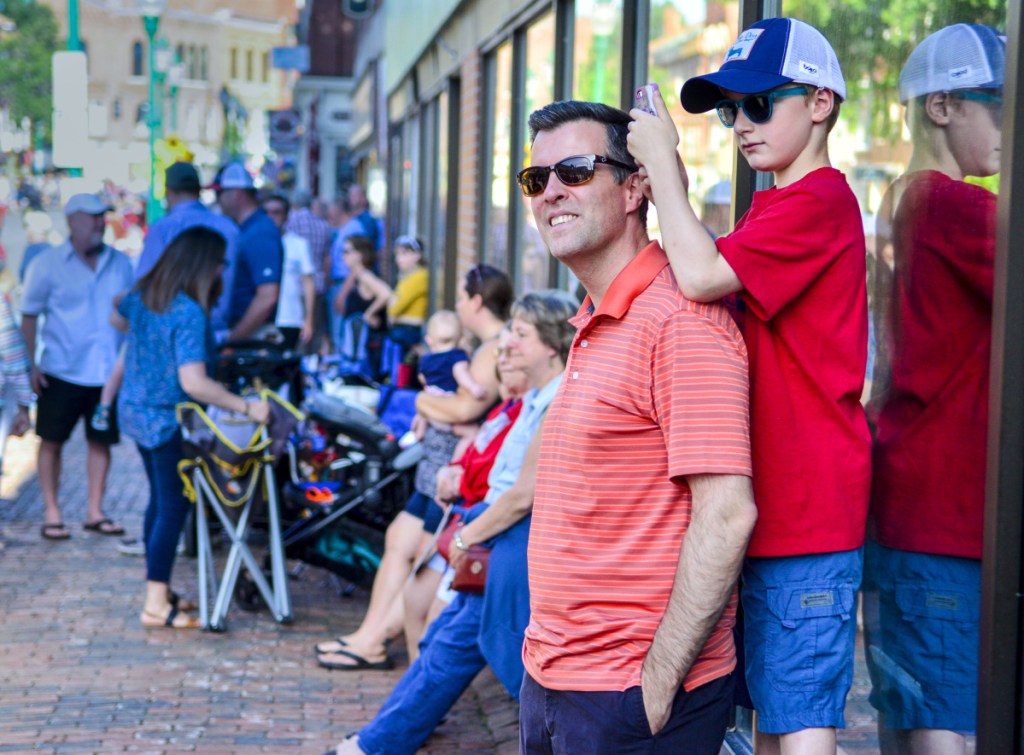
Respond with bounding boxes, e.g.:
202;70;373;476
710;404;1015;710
628;17;871;753
408;310;486;442
418;310;486;400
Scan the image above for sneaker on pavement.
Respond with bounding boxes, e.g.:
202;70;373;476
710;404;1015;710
117;537;145;556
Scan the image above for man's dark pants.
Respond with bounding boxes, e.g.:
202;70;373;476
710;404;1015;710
520;671;733;754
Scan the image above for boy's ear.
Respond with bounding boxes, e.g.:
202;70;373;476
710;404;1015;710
924;92;953;126
810;87;836;124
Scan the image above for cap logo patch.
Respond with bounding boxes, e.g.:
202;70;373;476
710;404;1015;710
798;60;820;78
948;65;973;82
724;28;764;63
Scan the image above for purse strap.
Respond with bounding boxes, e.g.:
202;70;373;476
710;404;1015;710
409;503;455;577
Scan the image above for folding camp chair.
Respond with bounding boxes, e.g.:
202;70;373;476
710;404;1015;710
177;390;302;631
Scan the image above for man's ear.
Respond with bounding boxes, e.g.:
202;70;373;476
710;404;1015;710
924;91;953;126
624;170;646;213
810;87;835;124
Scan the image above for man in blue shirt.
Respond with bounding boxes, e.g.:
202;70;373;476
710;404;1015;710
21;193;134;541
136;162;239;332
211;162;283;341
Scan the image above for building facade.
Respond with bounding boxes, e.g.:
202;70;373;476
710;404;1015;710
41;0;294;188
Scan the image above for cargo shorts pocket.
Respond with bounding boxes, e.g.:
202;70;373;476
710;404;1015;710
765;581;856;692
894;581;979;687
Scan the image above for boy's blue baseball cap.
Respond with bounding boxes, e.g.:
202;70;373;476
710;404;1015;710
898;23;1005;103
681;17;847;114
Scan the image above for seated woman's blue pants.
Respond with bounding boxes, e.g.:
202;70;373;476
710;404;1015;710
358;593;486;755
139;431;190;584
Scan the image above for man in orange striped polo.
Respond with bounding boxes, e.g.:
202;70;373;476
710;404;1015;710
517;101;757;754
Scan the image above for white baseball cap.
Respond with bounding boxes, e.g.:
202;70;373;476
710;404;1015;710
898;23;1006;103
64;193;113;216
681;18;846;113
209;162;255;190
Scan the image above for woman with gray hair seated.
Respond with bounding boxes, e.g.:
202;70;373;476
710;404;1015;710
323;288;579;755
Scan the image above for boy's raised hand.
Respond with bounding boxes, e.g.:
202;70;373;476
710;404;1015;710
627;85;679;168
628;86;690;202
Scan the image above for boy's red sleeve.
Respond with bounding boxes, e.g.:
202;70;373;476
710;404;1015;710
716;185;859;321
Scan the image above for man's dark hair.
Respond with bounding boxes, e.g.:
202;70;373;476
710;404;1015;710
264;193;290;215
527;100;648;225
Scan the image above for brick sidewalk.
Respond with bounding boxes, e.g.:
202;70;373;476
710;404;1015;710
0;429;519;754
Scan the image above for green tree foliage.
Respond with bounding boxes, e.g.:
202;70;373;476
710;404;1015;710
786;0;1004;138
0;0;60;133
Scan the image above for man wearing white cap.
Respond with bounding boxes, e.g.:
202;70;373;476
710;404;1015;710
20;193;133;540
211;162;282;341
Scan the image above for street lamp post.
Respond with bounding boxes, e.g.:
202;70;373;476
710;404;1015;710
167;57;185;133
138;0;167;224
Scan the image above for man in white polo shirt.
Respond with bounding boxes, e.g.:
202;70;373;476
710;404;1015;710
21;193;134;541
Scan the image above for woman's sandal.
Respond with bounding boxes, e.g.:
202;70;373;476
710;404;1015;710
169;591;198;613
141;605;201;629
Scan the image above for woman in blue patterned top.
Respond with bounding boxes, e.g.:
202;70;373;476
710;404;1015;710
111;226;271;629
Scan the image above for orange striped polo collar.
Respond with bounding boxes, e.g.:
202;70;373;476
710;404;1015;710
573;241;669;327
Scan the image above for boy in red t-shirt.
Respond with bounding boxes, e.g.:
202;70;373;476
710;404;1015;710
866;23;1004;751
628;17;871;753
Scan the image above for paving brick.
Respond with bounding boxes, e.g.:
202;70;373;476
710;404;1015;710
0;428;519;753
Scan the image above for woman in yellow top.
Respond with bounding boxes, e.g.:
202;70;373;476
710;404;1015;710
386;235;429;356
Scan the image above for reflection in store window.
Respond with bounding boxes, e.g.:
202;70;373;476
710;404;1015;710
573;0;623;107
520;14;555;293
786;3;1006;750
485;42;513;273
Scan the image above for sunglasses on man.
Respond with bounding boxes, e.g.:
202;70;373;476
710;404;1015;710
714;85;811;128
516;154;636;197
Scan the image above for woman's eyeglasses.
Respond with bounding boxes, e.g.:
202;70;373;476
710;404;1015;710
714;86;810;128
516;154;636;197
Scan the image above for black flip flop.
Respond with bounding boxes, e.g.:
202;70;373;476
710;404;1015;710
317;648;394;671
313;636;348;654
41;523;70;540
83;518;126;536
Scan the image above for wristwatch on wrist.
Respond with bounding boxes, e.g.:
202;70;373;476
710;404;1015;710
453;528;469;552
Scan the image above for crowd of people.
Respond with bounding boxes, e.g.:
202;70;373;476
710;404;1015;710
0;15;998;755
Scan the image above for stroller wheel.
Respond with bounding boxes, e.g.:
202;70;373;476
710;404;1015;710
234;570;265;612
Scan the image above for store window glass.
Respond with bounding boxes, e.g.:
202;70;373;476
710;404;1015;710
573;0;623;106
431;91;450;309
401;115;419;240
484;42;513;272
645;0;738;244
518;13;556;293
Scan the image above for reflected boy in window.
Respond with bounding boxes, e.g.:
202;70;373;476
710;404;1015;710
867;23;1005;754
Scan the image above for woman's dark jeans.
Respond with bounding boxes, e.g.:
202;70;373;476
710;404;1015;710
138;431;190;584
